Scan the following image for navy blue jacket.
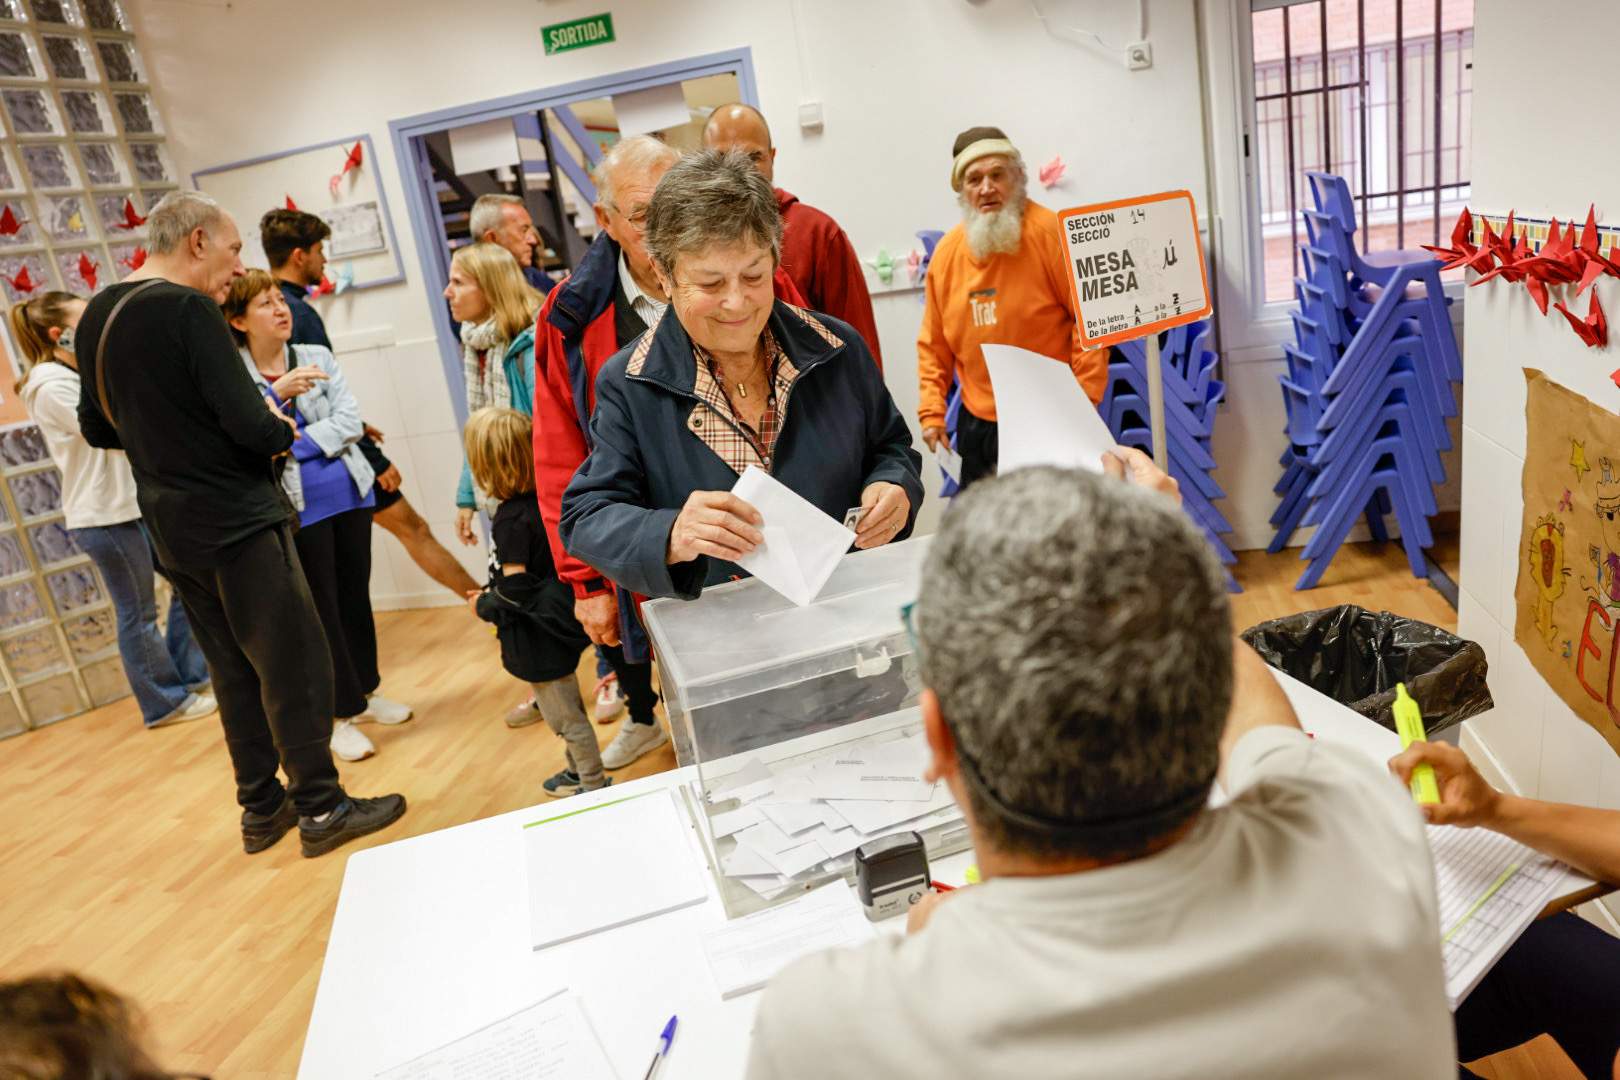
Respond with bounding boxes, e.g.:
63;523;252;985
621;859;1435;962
278;279;332;350
560;301;922;600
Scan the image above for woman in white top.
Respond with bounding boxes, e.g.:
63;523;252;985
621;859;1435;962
12;291;217;728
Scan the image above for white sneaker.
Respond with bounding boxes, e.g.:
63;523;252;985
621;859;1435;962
593;674;625;723
600;719;668;769
147;692;218;729
360;694;413;726
331;719;376;762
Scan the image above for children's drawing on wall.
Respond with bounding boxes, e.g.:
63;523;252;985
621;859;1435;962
1527;513;1567;648
1514;369;1620;757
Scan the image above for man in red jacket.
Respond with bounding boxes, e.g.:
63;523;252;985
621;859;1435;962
703;103;882;370
533;134;804;770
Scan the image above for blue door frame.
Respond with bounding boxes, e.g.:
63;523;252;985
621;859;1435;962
388;47;758;427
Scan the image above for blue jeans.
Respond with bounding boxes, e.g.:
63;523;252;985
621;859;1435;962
71;520;211;725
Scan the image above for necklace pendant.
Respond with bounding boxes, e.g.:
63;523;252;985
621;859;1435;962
737;383;748;399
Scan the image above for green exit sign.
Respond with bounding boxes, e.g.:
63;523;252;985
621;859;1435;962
542;12;615;55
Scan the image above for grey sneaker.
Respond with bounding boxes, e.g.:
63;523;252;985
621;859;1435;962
542;769;612;799
600;719;668;769
147;693;218;729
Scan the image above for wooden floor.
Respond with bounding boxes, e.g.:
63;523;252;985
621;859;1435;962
0;537;1580;1079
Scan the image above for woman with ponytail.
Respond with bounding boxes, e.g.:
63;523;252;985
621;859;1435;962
13;291;217;729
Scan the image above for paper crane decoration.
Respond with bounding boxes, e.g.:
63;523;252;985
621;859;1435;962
1038;154;1067;189
329;141;363;197
113;198;146;231
905;248;922;286
865;248;897;286
3;264;38;294
77;252;99;291
0;204;25;237
916;229;945;279
285;194;298;211
333;262;355;295
66;209;84;234
1554;291;1608;348
1435;203;1620;349
118;246;146;273
307;273;336;298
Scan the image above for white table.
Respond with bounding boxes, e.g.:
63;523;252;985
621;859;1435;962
298;674;1593;1079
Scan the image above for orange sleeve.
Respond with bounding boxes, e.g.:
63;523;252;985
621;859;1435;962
916;257;955;430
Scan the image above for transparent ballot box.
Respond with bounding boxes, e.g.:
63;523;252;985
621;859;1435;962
641;536;971;917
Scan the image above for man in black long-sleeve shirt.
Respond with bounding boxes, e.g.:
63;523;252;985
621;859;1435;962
76;191;404;858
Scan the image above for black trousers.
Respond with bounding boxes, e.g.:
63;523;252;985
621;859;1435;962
165;524;342;818
956;407;999;490
293;506;379;719
600;643;658;725
1455;911;1620;1079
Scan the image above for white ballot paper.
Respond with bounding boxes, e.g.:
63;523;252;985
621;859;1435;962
983;343;1116;474
702;884;876;999
933;444;964;484
524;790;708;949
806;738;934;802
731;465;855;606
375;990;616;1080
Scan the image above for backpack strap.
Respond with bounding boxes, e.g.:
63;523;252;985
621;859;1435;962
92;278;165;432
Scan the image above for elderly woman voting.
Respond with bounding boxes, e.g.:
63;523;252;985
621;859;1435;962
561;150;922;601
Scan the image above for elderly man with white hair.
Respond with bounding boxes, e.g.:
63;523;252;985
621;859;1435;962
75;191;405;858
469;192;551;295
531;135;805;769
917;126;1107;488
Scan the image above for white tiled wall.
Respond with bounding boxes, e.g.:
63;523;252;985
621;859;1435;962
1456;0;1620;926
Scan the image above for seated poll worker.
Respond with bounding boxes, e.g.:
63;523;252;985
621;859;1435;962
1387;741;1620;1078
746;465;1455;1080
560;149;923;602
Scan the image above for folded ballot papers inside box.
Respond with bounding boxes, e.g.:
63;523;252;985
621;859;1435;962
640;536;971;918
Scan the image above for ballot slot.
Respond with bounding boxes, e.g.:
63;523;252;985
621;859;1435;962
643;536;969;919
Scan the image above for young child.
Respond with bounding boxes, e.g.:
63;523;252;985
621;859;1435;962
463;407;607;798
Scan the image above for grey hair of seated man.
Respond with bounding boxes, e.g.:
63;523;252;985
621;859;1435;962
644;148;783;278
915;466;1234;861
593;133;679;213
145;191;226;256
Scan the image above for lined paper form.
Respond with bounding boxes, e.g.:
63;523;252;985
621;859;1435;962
375;991;616;1080
1430;825;1565;1007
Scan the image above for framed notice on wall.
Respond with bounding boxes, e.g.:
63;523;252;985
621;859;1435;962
191;133;405;293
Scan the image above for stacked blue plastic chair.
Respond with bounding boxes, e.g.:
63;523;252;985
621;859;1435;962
1269;171;1462;589
1101;318;1240;592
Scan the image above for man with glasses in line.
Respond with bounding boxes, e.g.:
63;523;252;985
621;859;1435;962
746;453;1455;1079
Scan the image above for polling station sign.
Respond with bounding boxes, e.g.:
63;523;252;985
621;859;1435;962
1059;190;1211;348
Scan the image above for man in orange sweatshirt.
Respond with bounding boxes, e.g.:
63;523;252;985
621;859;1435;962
917;126;1107;487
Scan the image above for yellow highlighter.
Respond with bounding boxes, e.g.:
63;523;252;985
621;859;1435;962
1392;683;1439;805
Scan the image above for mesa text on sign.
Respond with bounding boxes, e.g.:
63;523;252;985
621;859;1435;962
1059;190;1212;348
542;13;615;55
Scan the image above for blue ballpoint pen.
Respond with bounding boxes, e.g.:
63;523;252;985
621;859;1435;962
643;1015;678;1080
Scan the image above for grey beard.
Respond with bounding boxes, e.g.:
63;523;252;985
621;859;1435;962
963;196;1025;260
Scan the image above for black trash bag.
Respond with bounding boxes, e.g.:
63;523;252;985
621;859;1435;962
1240;605;1493;735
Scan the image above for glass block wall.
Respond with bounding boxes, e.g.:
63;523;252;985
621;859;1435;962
0;0;178;736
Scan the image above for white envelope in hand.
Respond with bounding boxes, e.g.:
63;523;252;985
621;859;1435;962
731;466;856;607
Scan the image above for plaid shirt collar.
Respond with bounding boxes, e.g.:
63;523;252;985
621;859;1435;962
688;327;799;475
